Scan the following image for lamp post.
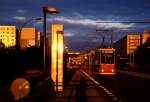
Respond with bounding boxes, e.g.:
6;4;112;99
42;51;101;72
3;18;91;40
20;17;42;31
42;7;59;73
17;17;42;50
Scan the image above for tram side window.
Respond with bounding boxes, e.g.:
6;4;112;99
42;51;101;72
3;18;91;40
95;51;100;64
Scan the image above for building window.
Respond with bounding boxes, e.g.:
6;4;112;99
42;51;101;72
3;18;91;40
129;43;135;46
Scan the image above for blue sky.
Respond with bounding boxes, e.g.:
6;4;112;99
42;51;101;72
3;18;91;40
0;0;150;52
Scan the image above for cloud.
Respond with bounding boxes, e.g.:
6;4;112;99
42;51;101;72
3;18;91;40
51;16;96;26
96;22;134;29
64;31;75;37
72;12;84;19
49;16;135;30
17;9;27;13
13;16;26;21
91;39;100;42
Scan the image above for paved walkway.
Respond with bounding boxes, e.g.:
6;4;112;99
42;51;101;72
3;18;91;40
48;70;123;102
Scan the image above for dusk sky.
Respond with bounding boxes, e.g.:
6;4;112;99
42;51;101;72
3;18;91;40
0;0;150;52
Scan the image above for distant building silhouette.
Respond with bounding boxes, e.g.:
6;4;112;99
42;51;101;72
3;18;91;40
114;34;140;56
114;31;150;67
142;30;150;44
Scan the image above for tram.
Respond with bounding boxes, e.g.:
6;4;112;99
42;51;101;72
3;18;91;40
95;48;116;75
81;48;116;76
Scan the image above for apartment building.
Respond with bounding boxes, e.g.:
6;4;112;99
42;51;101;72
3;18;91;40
0;26;16;48
20;27;40;49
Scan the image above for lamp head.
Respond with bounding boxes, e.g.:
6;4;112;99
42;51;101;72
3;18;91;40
34;17;43;20
43;7;59;14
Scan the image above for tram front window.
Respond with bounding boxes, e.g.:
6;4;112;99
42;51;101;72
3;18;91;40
101;53;114;64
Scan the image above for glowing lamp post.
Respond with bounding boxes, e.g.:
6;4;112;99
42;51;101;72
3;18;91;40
42;7;59;73
51;24;64;92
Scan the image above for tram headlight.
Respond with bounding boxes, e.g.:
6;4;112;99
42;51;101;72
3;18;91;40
101;69;104;72
112;69;115;72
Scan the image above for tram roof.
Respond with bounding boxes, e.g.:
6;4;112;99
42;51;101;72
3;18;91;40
98;48;115;51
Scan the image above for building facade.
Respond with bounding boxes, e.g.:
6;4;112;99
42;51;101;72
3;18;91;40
114;34;141;56
0;26;16;48
114;32;150;67
20;27;40;49
127;34;141;54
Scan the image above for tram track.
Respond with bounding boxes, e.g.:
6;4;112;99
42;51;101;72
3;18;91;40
94;70;150;102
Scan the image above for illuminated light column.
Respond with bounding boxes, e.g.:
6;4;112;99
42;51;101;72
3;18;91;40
57;31;64;91
51;24;64;92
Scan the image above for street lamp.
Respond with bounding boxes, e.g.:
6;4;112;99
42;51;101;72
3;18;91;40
42;7;59;73
20;17;42;30
17;17;42;50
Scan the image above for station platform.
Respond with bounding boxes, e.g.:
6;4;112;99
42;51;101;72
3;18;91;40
48;70;124;102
